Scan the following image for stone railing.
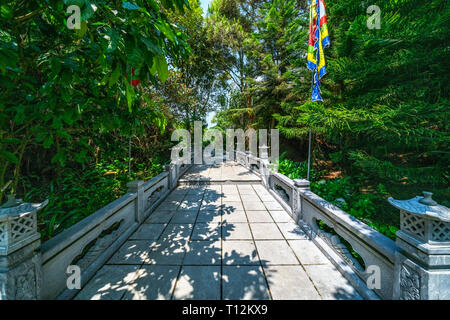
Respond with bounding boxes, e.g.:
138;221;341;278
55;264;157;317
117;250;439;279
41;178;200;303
232;145;450;300
0;159;193;300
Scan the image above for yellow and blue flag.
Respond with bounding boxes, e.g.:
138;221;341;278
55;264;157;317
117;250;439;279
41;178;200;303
308;0;330;102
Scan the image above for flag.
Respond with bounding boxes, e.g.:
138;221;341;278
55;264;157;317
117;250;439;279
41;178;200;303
308;0;330;102
306;1;317;71
125;68;141;87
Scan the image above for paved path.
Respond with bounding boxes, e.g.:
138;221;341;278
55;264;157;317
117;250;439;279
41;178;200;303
75;166;362;300
180;161;260;183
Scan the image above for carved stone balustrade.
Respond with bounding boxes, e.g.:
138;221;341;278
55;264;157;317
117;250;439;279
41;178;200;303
389;192;450;299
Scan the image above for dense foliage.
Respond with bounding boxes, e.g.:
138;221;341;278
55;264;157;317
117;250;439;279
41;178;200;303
0;0;212;239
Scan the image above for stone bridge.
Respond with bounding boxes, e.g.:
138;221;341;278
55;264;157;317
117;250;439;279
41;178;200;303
1;148;449;300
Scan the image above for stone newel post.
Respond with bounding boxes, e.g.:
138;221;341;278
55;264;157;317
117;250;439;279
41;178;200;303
0;196;48;300
127;180;145;223
388;192;450;300
293;179;310;223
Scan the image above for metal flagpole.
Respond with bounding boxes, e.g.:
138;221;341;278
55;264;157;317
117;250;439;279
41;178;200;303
308;73;313;181
307;127;312;180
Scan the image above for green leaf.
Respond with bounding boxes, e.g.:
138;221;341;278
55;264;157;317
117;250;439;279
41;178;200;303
154;55;168;82
108;65;121;88
125;80;135;112
43;135;54;148
75;21;88;38
0;150;18;164
156;22;176;43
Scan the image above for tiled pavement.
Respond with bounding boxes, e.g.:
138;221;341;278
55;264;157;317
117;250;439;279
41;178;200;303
180;161;260;182
75;182;362;300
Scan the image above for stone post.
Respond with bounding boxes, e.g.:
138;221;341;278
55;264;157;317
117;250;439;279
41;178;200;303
127;180;145;223
244;151;251;168
259;145;270;188
293;179;310;223
388;191;450;300
164;165;173;190
0;196;48;300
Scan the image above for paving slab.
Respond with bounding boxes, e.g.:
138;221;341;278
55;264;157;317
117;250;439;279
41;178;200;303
166;194;185;202
277;222;308;240
304;264;363;300
196;209;222;223
145;210;175;224
222;194;242;202
263;201;284;211
239;190;258;197
222;266;270;300
146;239;187;265
203;191;222;200
191;222;221;241
159;223;193;242
222;210;248;223
222;185;239;193
255;240;299;265
200;198;222;210
177;201;201;212
222;240;259;265
237;185;255;193
250;223;284;240
288;240;330;265
184;240;222;265
263;265;321;300
246;210;274;223
222;222;253;240
122;266;180;300
171;210;198;223
75;265;140;300
172;266;221;300
222;201;244;211
158;200;180;211
243;201;266;211
269;210;293;223
171;189;189;195
130;223;167;240
107;240;153;265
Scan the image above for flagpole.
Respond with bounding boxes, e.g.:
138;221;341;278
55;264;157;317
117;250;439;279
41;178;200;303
307;66;314;181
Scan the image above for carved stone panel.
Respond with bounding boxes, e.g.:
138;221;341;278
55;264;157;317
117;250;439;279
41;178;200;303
1;253;41;300
399;263;420;300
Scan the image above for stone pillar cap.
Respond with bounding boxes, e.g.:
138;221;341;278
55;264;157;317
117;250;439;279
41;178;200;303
388;192;450;222
0;199;48;221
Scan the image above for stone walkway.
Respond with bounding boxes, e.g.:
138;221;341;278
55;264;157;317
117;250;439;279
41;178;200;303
180;161;260;183
75;177;362;300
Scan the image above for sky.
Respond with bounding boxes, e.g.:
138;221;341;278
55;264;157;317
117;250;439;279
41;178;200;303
200;0;212;16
